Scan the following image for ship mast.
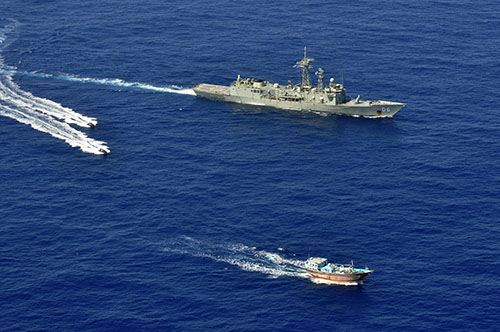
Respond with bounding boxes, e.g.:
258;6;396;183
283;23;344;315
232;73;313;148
315;67;324;90
296;46;314;88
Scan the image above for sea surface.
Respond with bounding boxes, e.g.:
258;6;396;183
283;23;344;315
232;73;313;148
1;1;500;331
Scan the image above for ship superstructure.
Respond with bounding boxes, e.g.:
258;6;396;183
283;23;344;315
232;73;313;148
194;48;405;117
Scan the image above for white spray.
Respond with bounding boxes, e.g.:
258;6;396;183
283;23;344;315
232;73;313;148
0;21;109;155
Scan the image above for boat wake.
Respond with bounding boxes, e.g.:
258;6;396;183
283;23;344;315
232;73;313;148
162;236;309;279
0;21;109;155
1;21;195;155
20;71;196;96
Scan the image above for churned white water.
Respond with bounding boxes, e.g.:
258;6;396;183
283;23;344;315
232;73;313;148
162;236;310;279
1;21;195;155
0;22;109;155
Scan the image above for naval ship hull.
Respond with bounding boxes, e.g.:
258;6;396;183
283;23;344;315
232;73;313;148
193;84;405;118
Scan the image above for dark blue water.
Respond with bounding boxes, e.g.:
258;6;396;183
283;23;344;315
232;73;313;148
1;1;500;331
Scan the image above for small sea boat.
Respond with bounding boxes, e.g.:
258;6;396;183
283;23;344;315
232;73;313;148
304;257;373;284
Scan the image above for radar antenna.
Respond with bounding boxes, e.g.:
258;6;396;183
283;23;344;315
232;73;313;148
315;67;324;90
295;46;314;87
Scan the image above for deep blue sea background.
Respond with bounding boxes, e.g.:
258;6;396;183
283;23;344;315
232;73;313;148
1;1;500;331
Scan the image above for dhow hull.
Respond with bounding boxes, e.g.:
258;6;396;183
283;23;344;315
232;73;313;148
306;268;373;284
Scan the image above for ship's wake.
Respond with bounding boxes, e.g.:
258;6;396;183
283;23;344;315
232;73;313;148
162;236;309;279
20;71;196;96
0;21;109;155
1;21;195;155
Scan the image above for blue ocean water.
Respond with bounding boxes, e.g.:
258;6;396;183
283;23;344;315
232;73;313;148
1;0;500;331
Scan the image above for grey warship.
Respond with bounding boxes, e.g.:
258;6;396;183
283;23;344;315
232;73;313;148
193;48;405;117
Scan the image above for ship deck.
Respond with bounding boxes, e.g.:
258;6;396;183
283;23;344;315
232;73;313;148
193;84;230;96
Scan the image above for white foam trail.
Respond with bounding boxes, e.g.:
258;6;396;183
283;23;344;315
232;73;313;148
0;22;109;155
23;71;196;96
0;74;97;127
0;103;109;154
162;236;309;279
1;21;192;155
209;251;308;279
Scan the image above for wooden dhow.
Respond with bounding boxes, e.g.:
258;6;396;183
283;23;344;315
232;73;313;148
305;257;373;284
